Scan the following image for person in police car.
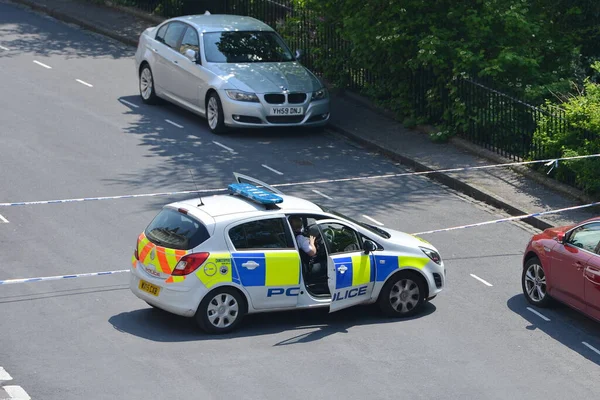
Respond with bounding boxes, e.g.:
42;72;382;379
289;216;317;257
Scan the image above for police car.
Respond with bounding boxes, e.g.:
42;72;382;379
129;173;446;333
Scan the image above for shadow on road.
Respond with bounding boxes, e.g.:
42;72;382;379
0;2;133;59
507;294;600;366
109;302;436;344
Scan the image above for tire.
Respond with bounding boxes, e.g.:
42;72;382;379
378;271;427;318
139;64;158;105
522;257;552;307
194;287;246;334
206;92;226;134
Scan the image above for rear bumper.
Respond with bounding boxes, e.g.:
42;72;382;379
129;263;205;317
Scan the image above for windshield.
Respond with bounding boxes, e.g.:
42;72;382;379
317;205;391;239
203;31;295;63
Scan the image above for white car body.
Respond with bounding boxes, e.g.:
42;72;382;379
129;174;446;333
134;14;330;132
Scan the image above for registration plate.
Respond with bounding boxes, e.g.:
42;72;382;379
139;279;160;296
270;107;304;116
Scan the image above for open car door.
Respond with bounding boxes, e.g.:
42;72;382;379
233;172;284;195
313;219;376;313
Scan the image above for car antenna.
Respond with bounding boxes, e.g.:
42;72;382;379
188;169;205;206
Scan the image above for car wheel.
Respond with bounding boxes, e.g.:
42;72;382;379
195;287;246;334
206;92;226;134
378;271;426;318
139;64;158;105
522;257;552;307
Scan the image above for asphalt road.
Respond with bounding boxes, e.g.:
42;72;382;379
1;3;599;399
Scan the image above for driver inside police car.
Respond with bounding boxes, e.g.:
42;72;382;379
289;216;317;257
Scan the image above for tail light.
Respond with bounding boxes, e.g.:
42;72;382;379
172;253;210;276
134;239;139;260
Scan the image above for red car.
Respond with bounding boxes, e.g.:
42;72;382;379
522;217;600;322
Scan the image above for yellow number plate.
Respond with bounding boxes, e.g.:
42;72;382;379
139;279;160;296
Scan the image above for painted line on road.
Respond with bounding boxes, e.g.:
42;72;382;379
312;189;333;200
262;164;284;175
33;60;52;69
0;269;129;285
526;307;551;321
0;45;9;51
213;141;236;154
582;341;600;356
0;214;8;223
75;79;93;87
0;367;12;381
3;385;31;400
119;99;139;108
362;215;384;226
470;274;493;287
165;119;184;128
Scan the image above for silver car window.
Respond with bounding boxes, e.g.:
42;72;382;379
202;31;294;63
163;22;186;50
179;26;199;55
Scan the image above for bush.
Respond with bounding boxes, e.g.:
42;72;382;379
532;63;600;195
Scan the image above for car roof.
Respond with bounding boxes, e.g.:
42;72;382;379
170;14;275;33
170;192;323;220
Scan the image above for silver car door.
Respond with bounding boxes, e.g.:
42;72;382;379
155;21;187;100
171;25;206;109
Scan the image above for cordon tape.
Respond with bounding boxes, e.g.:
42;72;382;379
0;153;598;207
2;199;600;285
1;154;599;285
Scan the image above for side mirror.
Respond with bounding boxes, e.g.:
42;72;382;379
295;49;303;61
185;49;199;64
363;240;377;254
557;232;565;244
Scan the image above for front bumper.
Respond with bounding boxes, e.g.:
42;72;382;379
219;90;330;128
129;262;206;317
422;261;446;298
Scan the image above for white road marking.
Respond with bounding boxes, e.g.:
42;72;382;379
262;164;284;175
165;119;184;128
0;367;13;381
0;45;9;51
312;189;333;200
3;385;31;399
469;274;493;286
362;215;384;226
0;214;8;223
76;79;93;87
582;341;600;356
33;60;51;69
212;141;236;153
119;99;139;108
526;307;550;321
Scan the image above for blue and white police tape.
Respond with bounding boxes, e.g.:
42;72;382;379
0;153;599;207
0;269;129;285
411;200;600;236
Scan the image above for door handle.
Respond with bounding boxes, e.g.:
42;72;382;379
337;265;348;274
152;48;158;52
241;261;259;270
173;60;178;64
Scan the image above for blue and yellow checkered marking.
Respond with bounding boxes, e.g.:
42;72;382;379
374;255;430;281
232;251;300;287
333;255;375;290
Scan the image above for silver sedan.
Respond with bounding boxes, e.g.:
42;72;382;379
134;13;330;133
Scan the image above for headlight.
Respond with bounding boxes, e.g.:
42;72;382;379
311;87;328;101
225;90;259;102
420;247;442;265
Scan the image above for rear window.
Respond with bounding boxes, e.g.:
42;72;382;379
145;208;210;250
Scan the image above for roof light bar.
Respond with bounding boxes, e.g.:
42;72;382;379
228;183;283;205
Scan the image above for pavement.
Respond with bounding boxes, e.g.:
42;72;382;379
1;1;600;400
5;0;599;231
